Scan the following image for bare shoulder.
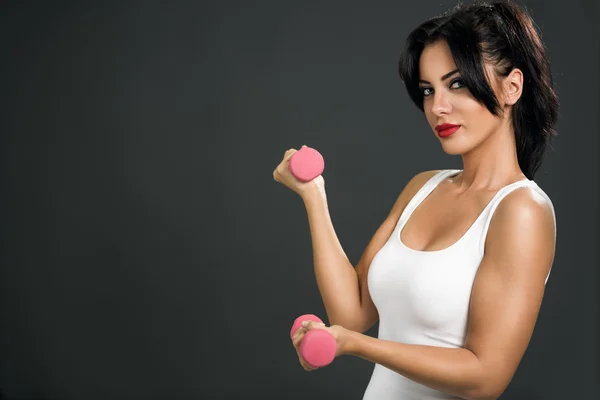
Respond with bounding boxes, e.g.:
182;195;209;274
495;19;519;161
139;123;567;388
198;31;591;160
388;169;442;218
486;185;556;269
491;186;555;235
407;170;443;191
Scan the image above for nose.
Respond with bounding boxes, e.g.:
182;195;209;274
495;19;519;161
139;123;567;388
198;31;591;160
430;90;452;117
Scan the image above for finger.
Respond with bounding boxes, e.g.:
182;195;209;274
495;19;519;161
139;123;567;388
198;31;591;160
300;358;316;371
293;344;311;369
293;344;317;371
292;332;305;348
300;360;313;371
292;327;304;339
283;149;297;161
291;328;303;340
302;321;326;331
273;170;282;183
297;352;314;371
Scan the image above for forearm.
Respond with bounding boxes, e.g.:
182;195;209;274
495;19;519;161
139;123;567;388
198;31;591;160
345;332;492;400
302;186;361;328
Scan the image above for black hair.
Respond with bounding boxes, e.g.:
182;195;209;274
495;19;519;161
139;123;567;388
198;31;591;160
398;0;559;180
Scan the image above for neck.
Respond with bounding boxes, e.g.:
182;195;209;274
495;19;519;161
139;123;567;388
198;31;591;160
454;120;526;193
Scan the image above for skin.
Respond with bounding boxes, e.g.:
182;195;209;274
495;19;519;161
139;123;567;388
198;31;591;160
274;39;556;400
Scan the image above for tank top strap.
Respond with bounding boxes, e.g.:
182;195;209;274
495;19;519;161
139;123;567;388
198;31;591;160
478;179;534;254
397;169;462;230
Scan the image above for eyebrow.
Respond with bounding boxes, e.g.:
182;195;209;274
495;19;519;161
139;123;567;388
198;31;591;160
418;69;459;84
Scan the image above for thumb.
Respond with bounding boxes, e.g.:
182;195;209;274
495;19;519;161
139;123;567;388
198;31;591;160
302;145;307;148
302;320;326;329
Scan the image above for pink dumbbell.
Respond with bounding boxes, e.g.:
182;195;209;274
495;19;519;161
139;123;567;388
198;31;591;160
289;314;337;368
289;147;324;182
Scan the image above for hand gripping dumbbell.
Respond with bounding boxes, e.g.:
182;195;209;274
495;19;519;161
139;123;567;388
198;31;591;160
289;314;337;368
289;146;324;182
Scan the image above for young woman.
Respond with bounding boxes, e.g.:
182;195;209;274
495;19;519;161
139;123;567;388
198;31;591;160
272;1;558;398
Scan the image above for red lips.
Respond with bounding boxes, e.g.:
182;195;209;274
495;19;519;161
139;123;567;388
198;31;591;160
435;123;460;132
434;123;461;138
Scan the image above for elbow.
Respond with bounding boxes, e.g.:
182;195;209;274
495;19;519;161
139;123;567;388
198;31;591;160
467;393;499;400
463;389;499;400
472;391;504;400
463;366;509;400
465;380;507;400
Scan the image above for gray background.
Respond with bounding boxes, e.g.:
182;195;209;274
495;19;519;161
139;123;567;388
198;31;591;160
0;1;597;399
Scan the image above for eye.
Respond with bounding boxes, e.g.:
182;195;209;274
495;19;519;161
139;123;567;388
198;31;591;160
450;78;465;89
420;87;433;97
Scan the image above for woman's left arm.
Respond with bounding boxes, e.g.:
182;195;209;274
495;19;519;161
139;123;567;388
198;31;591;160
301;188;556;400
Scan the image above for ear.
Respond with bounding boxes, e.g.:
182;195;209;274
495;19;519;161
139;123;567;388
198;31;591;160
502;68;523;106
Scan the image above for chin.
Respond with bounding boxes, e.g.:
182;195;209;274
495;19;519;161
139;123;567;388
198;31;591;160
438;134;479;156
439;141;469;155
441;148;465;156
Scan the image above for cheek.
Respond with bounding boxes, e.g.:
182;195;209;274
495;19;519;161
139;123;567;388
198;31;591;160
469;105;500;130
453;95;479;114
455;99;492;129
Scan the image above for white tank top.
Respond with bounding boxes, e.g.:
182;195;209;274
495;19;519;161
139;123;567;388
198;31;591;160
363;169;556;400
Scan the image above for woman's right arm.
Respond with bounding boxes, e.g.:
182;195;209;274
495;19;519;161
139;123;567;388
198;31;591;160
301;170;440;333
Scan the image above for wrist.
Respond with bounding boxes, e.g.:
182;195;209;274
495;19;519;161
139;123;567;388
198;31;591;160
300;182;326;204
341;329;362;356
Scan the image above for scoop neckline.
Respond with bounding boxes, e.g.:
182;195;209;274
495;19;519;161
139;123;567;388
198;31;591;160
397;170;531;254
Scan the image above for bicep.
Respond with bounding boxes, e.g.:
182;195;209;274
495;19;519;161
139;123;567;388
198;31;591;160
353;211;398;332
464;188;556;398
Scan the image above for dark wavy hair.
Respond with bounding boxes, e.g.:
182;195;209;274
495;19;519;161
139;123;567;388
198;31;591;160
398;0;559;179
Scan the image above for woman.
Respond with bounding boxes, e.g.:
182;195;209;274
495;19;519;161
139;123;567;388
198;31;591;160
272;1;558;399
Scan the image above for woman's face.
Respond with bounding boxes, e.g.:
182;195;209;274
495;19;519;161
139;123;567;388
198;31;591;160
418;39;506;155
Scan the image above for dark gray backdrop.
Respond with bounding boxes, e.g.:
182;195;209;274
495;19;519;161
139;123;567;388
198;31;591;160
0;1;597;399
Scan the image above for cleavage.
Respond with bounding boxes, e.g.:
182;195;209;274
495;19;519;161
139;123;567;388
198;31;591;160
400;188;493;252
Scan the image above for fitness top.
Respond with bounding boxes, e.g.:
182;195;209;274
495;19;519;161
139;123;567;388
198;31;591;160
363;169;556;400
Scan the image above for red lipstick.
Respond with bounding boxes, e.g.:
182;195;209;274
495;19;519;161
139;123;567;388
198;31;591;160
435;123;461;138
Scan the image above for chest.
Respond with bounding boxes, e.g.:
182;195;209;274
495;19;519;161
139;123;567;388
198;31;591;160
399;188;495;252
